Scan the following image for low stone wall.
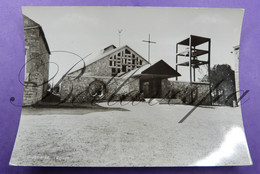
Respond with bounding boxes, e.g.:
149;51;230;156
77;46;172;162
60;77;212;105
60;76;140;103
161;80;211;105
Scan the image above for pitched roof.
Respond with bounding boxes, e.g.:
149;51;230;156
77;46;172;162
120;64;151;79
142;60;181;77
121;59;181;80
23;15;51;54
68;45;148;75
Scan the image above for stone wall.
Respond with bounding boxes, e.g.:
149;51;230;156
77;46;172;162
61;45;149;104
23;15;50;106
60;76;140;103
161;80;211;105
38;31;50;96
60;76;215;106
69;46;149;78
23;82;43;106
69;56;112;77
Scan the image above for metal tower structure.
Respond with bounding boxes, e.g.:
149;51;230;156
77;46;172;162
176;35;212;103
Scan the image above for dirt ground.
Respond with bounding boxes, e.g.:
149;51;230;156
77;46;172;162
10;101;252;166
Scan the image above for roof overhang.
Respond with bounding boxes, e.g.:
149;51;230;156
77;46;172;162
129;59;181;80
134;74;178;80
177;35;210;47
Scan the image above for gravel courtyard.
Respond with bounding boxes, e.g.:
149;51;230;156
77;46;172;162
10;101;252;166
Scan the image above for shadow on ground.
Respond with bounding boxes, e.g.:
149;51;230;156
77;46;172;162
22;102;129;115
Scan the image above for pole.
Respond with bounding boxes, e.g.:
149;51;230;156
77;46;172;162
119;33;121;47
189;35;192;83
148;34;150;62
118;29;123;47
176;44;178;81
142;34;156;63
208;39;212;104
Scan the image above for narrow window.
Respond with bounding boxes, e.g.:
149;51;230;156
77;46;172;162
122;65;126;72
112;68;117;76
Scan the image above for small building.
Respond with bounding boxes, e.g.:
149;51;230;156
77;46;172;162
122;60;181;98
22;15;51;106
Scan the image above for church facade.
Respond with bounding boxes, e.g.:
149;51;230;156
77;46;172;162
60;45;181;103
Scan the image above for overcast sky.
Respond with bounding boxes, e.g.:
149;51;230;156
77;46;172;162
22;6;244;84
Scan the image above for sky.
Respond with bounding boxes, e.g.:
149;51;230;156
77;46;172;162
22;6;244;84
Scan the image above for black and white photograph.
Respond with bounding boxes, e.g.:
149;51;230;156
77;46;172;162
10;6;252;166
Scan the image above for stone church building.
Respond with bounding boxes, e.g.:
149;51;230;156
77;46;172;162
21;14;212;106
22;15;50;106
60;45;182;103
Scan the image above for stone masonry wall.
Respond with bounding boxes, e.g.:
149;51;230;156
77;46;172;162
23;16;50;106
60;76;140;103
69;56;112;77
23;81;43;106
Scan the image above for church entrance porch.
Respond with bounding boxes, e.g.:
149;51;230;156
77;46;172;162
140;79;162;98
135;60;181;99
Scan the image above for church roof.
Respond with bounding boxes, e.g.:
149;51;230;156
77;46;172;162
68;44;148;75
120;64;151;79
